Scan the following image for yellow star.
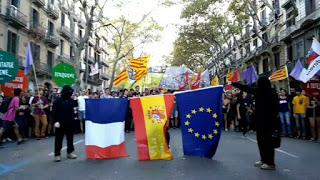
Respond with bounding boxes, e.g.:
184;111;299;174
185;121;190;126
199;107;204;112
194;132;200;138
192;109;197;114
208;134;213;139
202;135;207;140
213;113;218;119
206;108;212;113
215;122;220;127
186;114;191;119
188;128;194;133
214;130;219;135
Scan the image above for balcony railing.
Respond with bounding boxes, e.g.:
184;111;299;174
59;26;71;39
101;59;108;66
58;54;73;64
30;23;46;38
95;44;103;53
100;73;109;80
5;5;27;28
45;33;59;48
86;56;95;64
297;8;320;27
35;62;52;75
32;0;45;7
46;4;59;20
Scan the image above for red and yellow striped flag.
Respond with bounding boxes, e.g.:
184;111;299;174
113;70;128;86
269;66;288;82
130;95;175;161
129;56;150;71
135;69;148;81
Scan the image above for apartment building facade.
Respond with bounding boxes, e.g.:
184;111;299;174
210;0;320;89
0;0;109;92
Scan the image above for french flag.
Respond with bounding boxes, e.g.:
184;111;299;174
85;99;129;159
307;38;320;65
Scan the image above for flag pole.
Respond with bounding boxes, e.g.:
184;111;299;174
32;63;39;94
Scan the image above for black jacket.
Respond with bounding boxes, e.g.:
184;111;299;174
232;81;280;132
52;98;78;128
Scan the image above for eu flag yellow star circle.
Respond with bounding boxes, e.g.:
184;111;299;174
184;106;220;141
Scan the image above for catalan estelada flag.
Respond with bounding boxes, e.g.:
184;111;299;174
269;66;288;82
85;99;129;159
175;86;223;159
135;69;148;81
114;70;128;86
130;95;175;161
129;56;150;71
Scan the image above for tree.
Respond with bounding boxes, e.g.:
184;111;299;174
57;0;108;89
105;16;162;89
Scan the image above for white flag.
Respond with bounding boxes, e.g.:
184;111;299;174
89;62;99;76
299;56;320;83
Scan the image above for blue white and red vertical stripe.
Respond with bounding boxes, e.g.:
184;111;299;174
85;99;129;159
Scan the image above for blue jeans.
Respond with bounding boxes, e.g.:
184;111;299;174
279;112;291;136
294;114;306;137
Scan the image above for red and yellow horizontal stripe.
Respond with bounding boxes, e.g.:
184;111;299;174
114;70;129;86
135;69;148;81
270;66;288;82
130;95;175;161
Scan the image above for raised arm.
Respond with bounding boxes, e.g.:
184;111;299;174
231;83;255;95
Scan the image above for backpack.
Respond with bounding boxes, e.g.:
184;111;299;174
0;97;13;113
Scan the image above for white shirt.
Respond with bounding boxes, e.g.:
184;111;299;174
78;95;89;111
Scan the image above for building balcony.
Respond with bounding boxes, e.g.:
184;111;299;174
29;23;46;39
31;0;45;8
46;4;59;20
58;54;73;64
35;62;52;76
100;73;109;80
85;55;95;64
259;19;268;30
5;5;27;28
59;26;71;39
88;38;95;46
298;8;320;28
45;34;59;48
100;59;108;67
95;44;103;53
87;74;102;85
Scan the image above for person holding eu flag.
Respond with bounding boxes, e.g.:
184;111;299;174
232;76;280;170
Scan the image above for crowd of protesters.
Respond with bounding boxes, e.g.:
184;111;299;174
223;87;320;141
0;83;319;148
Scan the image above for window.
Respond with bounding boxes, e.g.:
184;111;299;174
287;45;293;62
7;31;19;56
70;45;73;57
305;0;316;15
61;13;65;26
11;0;20;7
32;9;39;28
296;41;304;59
48;21;54;35
261;9;267;22
30;42;40;62
246;44;250;54
274;52;280;69
262;59;269;73
79;29;82;38
60;40;64;55
253;39;258;47
47;51;54;70
49;0;54;4
262;33;268;44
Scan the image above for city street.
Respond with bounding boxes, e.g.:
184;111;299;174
0;129;319;180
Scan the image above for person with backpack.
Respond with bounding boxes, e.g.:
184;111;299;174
0;88;23;146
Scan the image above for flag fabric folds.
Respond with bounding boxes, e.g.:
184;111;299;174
24;43;33;75
226;70;233;83
89;62;99;76
269;66;288;82
299;56;320;83
85;99;129;159
232;69;239;82
130;95;175;161
175;86;223;159
191;72;202;90
129;56;149;71
242;65;258;85
114;70;129;86
290;60;304;81
306;38;320;65
211;75;219;86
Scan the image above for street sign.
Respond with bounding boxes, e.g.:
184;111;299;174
52;63;76;87
0;51;19;84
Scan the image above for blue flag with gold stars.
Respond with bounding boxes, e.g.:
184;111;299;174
175;86;223;158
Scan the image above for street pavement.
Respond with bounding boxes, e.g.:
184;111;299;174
0;129;319;180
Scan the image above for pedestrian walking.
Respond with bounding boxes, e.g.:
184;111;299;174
0;89;24;146
52;85;78;162
232;76;280;170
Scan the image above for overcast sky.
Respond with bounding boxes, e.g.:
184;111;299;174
104;0;184;67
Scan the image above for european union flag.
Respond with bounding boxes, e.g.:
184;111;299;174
175;86;223;158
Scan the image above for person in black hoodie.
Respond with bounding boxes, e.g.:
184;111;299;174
52;85;78;162
232;76;280;170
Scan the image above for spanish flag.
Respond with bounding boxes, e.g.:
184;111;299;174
269;66;288;82
113;70;128;86
130;95;175;161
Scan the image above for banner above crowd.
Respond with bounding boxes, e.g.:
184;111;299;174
0;51;19;84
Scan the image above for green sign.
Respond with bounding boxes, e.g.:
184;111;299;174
0;51;19;84
53;63;76;87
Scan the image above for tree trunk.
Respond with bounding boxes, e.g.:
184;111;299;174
108;58;120;90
